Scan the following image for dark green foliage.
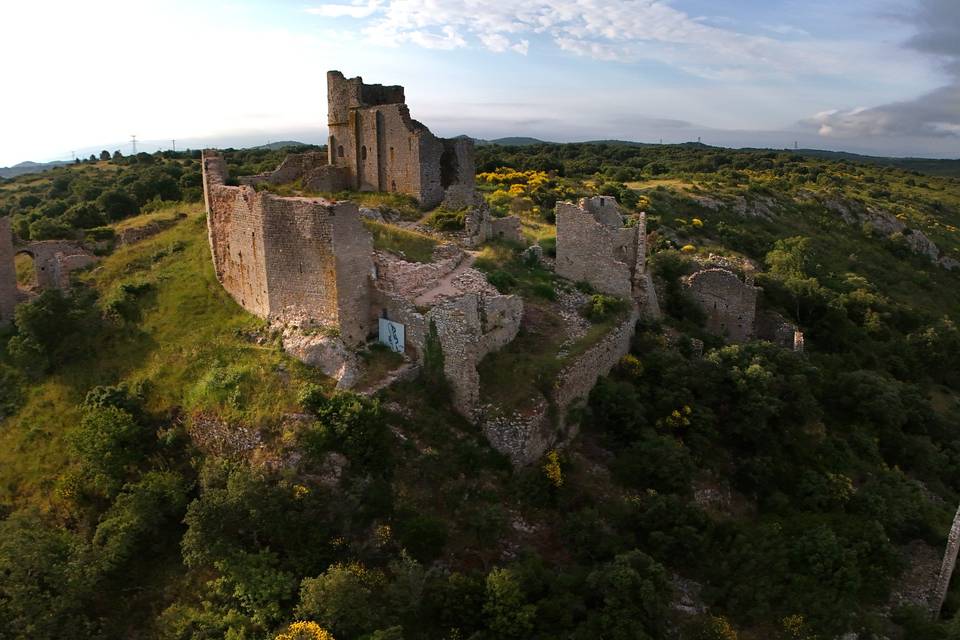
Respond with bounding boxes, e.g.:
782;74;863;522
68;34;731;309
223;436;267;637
486;268;518;292
0;364;24;417
68;405;150;496
97;189;140;220
396;513;449;563
420;319;449;395
574;550;671;640
8;288;99;375
299;388;392;472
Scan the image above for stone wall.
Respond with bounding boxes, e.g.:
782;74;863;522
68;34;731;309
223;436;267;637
372;245;464;298
931;503;960;617
239;152;350;193
202;150;374;345
482;305;639;465
17;241;96;290
0;217;16;326
372;281;523;416
555;196;639;298
684;268;759;343
326;70;475;209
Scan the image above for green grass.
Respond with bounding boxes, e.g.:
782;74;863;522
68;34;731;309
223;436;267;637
423;207;467;231
363;219;438;263
0;202;330;507
255;182;423;221
354;343;406;391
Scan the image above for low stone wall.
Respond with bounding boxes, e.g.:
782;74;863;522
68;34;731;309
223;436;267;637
482;305;639;465
489;216;523;243
118;215;182;245
373;244;463;299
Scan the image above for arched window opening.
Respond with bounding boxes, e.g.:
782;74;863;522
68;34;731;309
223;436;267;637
361;145;367;161
337;145;344;158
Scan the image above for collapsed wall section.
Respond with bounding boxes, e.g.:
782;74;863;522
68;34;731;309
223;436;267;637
684;268;759;343
0;217;16;327
555;196;639;298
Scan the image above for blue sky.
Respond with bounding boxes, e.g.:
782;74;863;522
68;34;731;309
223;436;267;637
1;0;958;165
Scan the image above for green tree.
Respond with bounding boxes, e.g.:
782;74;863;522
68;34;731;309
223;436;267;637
68;405;148;495
483;568;535;639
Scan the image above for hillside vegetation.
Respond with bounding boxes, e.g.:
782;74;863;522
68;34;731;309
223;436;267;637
2;143;960;640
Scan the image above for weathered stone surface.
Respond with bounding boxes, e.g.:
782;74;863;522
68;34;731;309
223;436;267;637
684;268;759;343
0;217;16;326
931;503;960;616
556;196;636;298
279;328;364;389
117;216;181;245
482;305;639;465
203;150;374;346
327;70;476;209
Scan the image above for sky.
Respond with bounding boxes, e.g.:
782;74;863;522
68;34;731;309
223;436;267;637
1;0;958;166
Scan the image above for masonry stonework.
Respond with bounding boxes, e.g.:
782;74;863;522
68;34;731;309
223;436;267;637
684;268;759;343
203;150;374;345
0;218;16;327
326;71;475;209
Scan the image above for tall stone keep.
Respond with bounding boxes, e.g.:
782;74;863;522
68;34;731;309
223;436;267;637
0;217;17;327
326;70;475;209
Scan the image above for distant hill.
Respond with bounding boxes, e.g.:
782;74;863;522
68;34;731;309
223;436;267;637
475;137;552;146
252;141;313;150
791;148;960;177
0;159;71;179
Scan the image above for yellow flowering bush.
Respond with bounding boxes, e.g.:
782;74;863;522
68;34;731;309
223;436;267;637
691;217;704;228
681;244;697;254
275;621;335;640
659;405;692;430
543;450;563;488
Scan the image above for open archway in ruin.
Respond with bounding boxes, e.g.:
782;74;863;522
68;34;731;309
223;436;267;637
14;250;37;290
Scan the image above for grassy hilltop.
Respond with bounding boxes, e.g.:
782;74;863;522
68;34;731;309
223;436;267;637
2;144;960;639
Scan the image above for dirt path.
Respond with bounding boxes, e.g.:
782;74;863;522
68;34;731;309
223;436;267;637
413;252;477;306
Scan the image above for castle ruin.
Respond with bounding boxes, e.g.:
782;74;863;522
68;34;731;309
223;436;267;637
0;217;97;327
0;218;16;327
326;71;476;209
684;268;759;343
555;196;660;317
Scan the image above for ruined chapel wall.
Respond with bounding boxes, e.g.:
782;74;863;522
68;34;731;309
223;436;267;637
686;268;758;343
356;104;426;197
0;217;16;326
555;201;634;298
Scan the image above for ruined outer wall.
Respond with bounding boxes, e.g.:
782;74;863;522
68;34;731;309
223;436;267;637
204;151;271;317
483;305;639;465
0;217;16;326
555;200;635;297
686;269;758;342
259;196;340;328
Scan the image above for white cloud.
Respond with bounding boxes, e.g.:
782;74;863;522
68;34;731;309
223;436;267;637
306;1;381;19
303;0;924;83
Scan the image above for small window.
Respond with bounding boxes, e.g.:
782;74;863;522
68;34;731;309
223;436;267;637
337;145;344;158
361;145;367;161
389;146;395;162
391;180;397;192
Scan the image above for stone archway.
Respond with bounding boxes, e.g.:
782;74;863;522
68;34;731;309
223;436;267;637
14;249;38;290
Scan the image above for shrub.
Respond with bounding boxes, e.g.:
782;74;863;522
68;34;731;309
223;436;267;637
583;294;627;322
396;513;449;563
486;270;517;293
425;208;466;231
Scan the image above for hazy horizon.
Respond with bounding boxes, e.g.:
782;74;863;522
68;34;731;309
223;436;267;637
3;0;959;166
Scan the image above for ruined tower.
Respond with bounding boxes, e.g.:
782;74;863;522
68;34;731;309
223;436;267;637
326;70;475;208
0;217;17;327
